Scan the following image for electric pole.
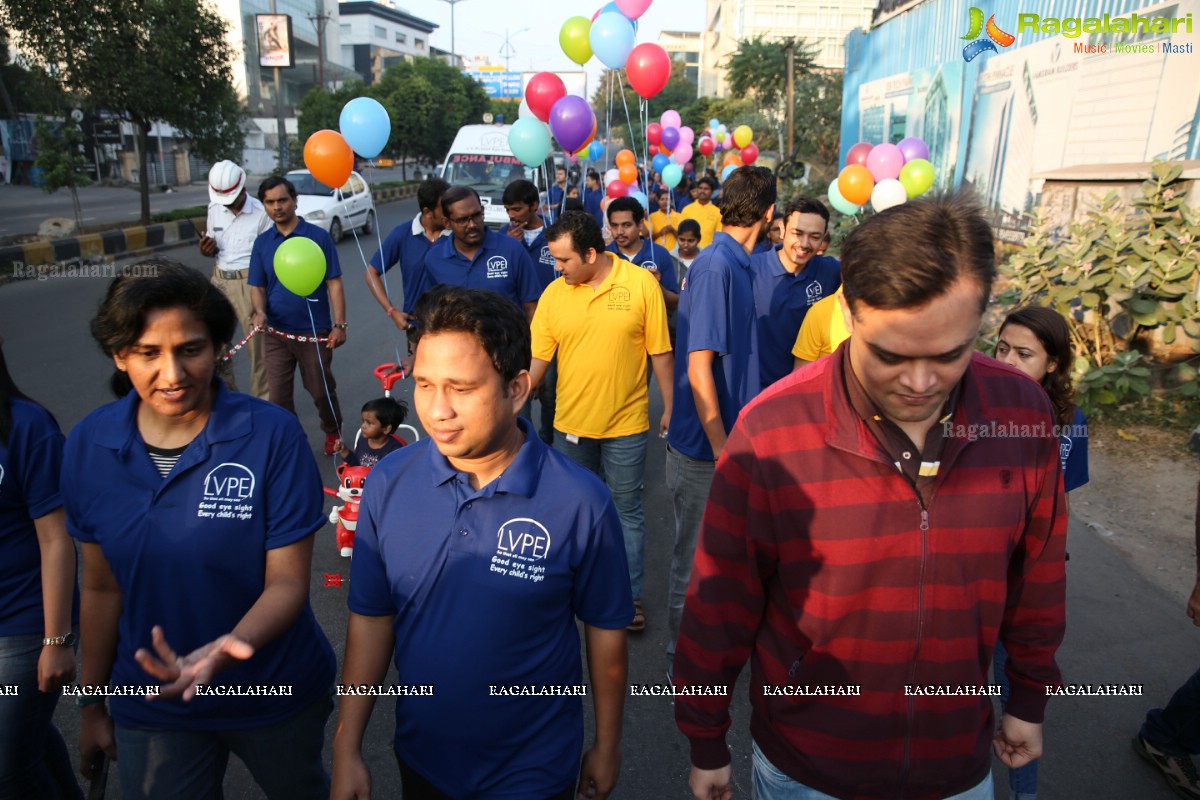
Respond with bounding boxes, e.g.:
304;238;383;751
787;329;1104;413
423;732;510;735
308;0;331;90
785;38;795;164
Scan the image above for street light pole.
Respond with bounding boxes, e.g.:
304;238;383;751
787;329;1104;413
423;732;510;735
499;28;531;72
437;0;468;65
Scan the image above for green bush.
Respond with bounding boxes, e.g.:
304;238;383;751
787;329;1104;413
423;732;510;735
150;207;207;223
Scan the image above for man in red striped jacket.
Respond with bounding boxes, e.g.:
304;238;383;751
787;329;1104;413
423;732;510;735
674;193;1067;800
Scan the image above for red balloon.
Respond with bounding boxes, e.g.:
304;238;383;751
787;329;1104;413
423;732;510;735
698;137;715;156
648;144;659;156
740;143;759;165
526;72;567;123
606;180;628;199
846;142;873;167
626;43;671;99
646;122;662;146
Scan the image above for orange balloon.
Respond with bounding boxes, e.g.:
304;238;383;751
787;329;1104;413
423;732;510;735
618;163;638;185
722;152;743;168
838;164;875;206
616;149;635;167
304;130;353;189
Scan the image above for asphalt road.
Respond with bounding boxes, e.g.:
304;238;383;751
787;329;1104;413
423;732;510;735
0;196;1194;799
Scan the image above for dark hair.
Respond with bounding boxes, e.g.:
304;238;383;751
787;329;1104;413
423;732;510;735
563;197;585;212
91;259;237;397
258;175;297;201
362;396;408;432
697;176;718;191
502;179;540;207
782;195;830;228
410;285;530;387
0;343;44;445
997;307;1076;427
417;177;451;214
545;211;605;258
607;196;645;224
676;219;701;238
841;191;996;315
716;166;776;227
440;185;481;216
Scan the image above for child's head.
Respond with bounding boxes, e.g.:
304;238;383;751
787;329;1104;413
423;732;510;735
361;397;408;436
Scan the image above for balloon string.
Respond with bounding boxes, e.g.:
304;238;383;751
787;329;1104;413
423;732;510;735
615;72;638;194
347;186;406;383
307;301;344;460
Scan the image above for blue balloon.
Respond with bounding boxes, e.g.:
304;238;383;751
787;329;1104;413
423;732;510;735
339;97;391;159
599;2;638;32
589;12;636;69
651;153;670;174
631;191;648;211
721;164;737;181
708;117;720;129
588;141;605;161
661;163;683;189
508;118;552;168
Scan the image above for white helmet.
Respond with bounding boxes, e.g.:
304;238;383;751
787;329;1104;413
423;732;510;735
208;160;246;206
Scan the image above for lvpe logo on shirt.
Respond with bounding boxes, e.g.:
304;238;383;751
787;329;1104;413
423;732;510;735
539;246;555;267
607;286;632;312
198;462;256;521
806;283;824;306
489;517;550;583
486;256;509;280
961;7;1015;62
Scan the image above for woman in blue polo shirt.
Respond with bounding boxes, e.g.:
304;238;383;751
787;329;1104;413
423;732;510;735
65;260;335;800
0;339;80;800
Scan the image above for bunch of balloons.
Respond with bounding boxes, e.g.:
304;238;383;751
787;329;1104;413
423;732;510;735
559;0;655;71
693;119;757;181
602;149;647;208
304;96;392;190
830;137;935;216
644;109;695;186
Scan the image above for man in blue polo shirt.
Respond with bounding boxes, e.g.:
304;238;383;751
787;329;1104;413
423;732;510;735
502;178;557;290
365;176;450;331
331;286;633;800
606;196;679;312
749;195;841;388
664;166;775;672
249;175;346;456
414;186;542;321
583;171;605;229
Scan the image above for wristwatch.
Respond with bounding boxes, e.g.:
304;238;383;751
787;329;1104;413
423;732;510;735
333;322;349;330
43;631;76;647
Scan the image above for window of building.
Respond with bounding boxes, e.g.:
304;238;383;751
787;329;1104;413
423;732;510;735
374;25;386;39
395;31;407;44
415;38;425;49
340;24;350;36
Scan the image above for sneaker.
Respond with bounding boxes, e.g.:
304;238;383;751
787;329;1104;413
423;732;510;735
1133;734;1200;799
324;433;339;456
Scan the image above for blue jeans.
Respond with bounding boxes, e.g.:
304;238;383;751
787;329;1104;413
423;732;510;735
114;692;332;800
751;741;994;800
554;429;648;599
0;633;82;800
1142;664;1200;757
664;444;715;661
993;639;1039;797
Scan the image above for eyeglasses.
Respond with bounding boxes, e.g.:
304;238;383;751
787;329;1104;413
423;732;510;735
448;211;485;227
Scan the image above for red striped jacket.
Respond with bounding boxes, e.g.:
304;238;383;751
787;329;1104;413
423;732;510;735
674;347;1067;800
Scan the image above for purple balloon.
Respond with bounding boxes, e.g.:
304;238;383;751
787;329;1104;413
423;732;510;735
548;95;595;154
661;126;680;151
897;136;930;163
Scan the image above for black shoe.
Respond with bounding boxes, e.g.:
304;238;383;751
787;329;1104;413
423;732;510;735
1134;734;1200;799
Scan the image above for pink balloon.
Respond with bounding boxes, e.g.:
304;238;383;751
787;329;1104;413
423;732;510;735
673;143;693;165
679;126;694;145
866;143;905;182
616;0;652;19
845;142;873;167
660;109;681;129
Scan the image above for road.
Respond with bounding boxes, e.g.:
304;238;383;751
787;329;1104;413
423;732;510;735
0;196;1193;799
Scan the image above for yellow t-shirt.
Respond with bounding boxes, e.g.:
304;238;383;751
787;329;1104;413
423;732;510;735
530;256;672;438
792;288;850;362
680;201;723;250
649;209;683;251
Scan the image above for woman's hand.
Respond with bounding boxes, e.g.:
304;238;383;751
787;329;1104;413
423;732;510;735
134;625;254;701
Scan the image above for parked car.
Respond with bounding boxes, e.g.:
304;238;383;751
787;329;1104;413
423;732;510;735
287;169;376;243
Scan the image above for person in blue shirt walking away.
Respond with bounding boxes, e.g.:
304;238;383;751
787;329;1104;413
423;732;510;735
365;177;450;332
583;171;605;229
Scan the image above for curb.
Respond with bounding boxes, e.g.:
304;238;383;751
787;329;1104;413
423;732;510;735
0;183;421;285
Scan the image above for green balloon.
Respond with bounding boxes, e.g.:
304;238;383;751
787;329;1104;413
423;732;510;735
827;179;860;216
560;17;593;66
274;236;326;297
898;158;935;198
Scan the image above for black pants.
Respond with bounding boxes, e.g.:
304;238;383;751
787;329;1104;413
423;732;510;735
395;753;575;800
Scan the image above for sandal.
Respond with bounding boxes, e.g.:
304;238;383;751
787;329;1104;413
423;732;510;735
627;600;646;632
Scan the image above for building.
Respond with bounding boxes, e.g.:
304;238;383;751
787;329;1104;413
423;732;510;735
699;0;876;97
656;30;701;88
338;1;439;85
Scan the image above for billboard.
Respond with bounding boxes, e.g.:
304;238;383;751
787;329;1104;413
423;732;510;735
464;66;522;99
256;14;294;69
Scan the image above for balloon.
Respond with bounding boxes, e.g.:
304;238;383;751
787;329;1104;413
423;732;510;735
845;142;873;167
518;98;536;119
626;43;671;99
592;1;636;24
740;142;759;165
526;72;567;123
567;152;578;162
604;168;620;185
589;12;635;69
630;190;649;210
715;130;726;143
660;109;681;129
508;118;552;167
618;163;638;185
866;143;905;182
606;180;628;199
588;141;605;161
548;95;596;153
698;137;715;156
721;164;737;181
661;164;682;188
733;125;753;148
338;97;390;159
616;149;636;167
673;143;693;165
871;178;907;212
559;17;593;65
838;164;874;206
708;118;720;130
600;197;612;212
898;158;936;198
651;153;670;174
722;151;742;168
827;179;861;216
616;0;653;19
661;126;680;150
897;136;930;163
679;126;694;145
274;236;327;297
648;144;659;156
304;130;353;189
646;123;662;146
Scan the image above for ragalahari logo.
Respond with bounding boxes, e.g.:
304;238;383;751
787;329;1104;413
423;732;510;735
961;7;1015;62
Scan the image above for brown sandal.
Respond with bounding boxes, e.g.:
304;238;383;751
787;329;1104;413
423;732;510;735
627;600;646;632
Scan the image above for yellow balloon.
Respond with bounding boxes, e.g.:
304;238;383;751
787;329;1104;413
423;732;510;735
733;125;753;149
559;17;593;66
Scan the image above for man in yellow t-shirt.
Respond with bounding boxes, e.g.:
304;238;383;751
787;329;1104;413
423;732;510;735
649;187;683;251
680;177;722;250
530;211;674;633
792;286;850;367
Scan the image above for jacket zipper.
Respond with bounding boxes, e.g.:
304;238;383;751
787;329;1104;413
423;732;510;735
899;501;930;797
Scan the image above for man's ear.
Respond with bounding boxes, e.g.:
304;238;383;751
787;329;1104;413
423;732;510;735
838;293;854;335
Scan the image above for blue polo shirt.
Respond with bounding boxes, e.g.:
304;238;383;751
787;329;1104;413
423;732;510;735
751;239;773;256
548;184;565;209
416;228;542;307
673;188;693;210
606;238;679;293
500;220;557;290
248;218;342;334
749;250;841;387
63;383;335;730
348;418;633;798
1061;406;1090;493
583;187;605;228
667;231;761;461
0;398;77;636
369;215;448;315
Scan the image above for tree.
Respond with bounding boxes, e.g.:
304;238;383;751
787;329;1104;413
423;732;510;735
1;0;248;224
33;118;92;230
296;83;363;144
725;35;817;111
371;66;436;179
792;70;843;181
0;30;66;119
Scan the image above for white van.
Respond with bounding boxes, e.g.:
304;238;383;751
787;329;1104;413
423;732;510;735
437;124;555;229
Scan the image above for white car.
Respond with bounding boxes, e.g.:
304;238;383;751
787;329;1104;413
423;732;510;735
288;169;376;243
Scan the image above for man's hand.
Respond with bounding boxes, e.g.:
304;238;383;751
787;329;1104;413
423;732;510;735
1187;579;1200;625
133;625;254;701
659;223;676;236
330;748;372;800
199;235;218;258
646;268;663;284
506;220;526;241
658;410;671;439
79;704;117;779
688;764;733;800
576;743;620;799
250;310;266;330
992;714;1043;769
38;643;76;693
328;327;347;349
387;308;413;331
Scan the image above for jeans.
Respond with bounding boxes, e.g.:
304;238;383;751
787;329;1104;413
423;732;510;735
554;430;648;599
1142;664;1200;757
0;633;82;800
664;443;714;660
114;692;332;800
751;741;994;800
993;639;1039;797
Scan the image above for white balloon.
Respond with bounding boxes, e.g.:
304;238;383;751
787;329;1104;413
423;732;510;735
518;98;536;119
604;168;620;185
871;178;907;212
